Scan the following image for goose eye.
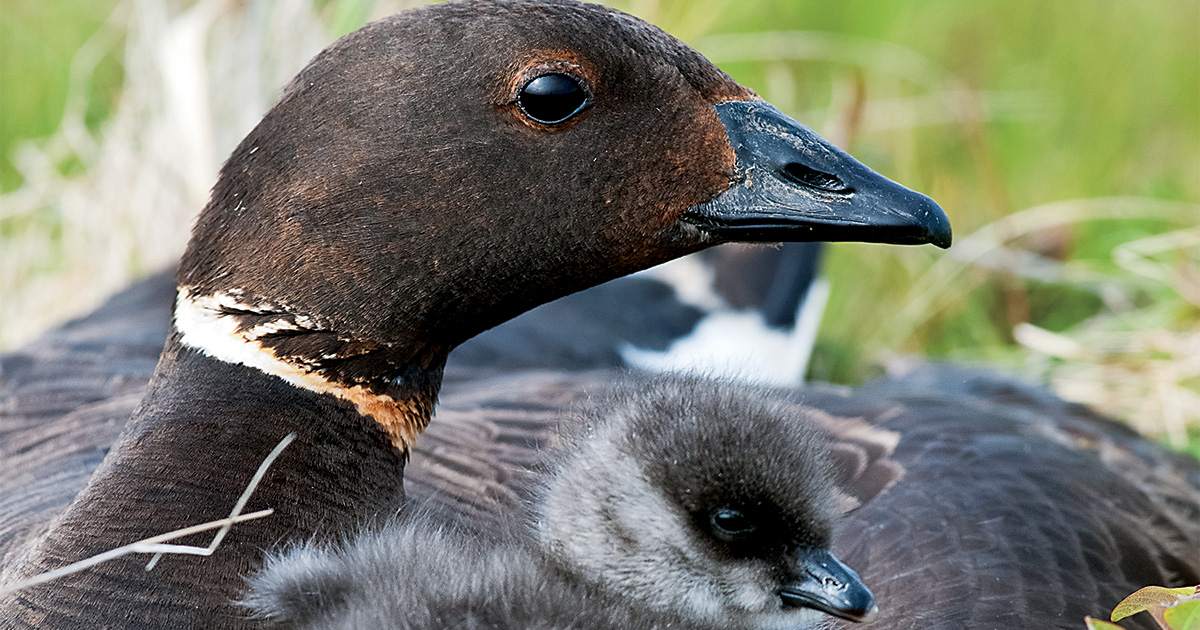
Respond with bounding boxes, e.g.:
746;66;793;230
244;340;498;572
710;508;756;540
518;73;589;124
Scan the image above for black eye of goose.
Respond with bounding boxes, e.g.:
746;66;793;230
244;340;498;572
518;73;589;124
710;508;756;540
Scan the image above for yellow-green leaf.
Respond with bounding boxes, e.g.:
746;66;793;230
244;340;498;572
1085;616;1126;630
1163;600;1200;630
1112;586;1200;621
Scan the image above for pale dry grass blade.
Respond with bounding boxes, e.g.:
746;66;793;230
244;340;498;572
884;197;1200;349
0;510;274;596
1113;228;1200;307
0;432;295;595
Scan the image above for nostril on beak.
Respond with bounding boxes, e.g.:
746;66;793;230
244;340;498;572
779;162;852;194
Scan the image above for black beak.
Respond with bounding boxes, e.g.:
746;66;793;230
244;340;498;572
779;548;877;623
684;99;952;249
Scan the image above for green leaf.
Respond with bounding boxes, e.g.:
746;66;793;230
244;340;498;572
1112;586;1199;621
1086;616;1127;630
1164;600;1200;630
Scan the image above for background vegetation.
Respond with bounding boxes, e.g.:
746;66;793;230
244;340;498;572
2;0;1197;455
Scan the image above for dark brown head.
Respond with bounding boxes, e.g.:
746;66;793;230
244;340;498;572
174;0;949;446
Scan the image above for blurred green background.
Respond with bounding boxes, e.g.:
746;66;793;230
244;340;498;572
1;0;1197;454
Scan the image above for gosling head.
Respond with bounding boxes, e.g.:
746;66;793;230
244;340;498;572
535;375;876;629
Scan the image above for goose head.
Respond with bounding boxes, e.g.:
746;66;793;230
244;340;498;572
536;375;875;629
172;0;949;450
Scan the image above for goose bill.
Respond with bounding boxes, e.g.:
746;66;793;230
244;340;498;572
778;548;878;623
684;99;952;249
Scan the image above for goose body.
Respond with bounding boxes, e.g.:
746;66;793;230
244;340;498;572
3;263;1198;629
0;0;947;626
245;375;875;629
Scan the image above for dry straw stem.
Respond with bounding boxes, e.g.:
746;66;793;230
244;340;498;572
0;432;296;596
888;197;1199;344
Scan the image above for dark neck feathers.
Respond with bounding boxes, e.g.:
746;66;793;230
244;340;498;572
3;335;408;628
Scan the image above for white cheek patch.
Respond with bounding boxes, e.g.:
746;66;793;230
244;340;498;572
173;288;426;449
551;435;727;622
541;421;828;629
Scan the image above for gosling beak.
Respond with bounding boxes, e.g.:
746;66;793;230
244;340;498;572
779;548;877;623
684;99;952;249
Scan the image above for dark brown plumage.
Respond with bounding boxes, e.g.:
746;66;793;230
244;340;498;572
415;369;1200;630
0;0;947;627
7;272;1197;629
833;367;1200;629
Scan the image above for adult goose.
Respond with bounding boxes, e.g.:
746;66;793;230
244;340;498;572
244;375;876;629
0;0;948;626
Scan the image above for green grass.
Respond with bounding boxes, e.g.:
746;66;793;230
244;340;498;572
2;0;1197;455
0;0;124;192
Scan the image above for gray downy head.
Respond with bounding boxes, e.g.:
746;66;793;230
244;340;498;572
534;374;876;629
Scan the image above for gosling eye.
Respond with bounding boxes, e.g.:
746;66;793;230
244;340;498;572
518;73;589;124
710;508;757;541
